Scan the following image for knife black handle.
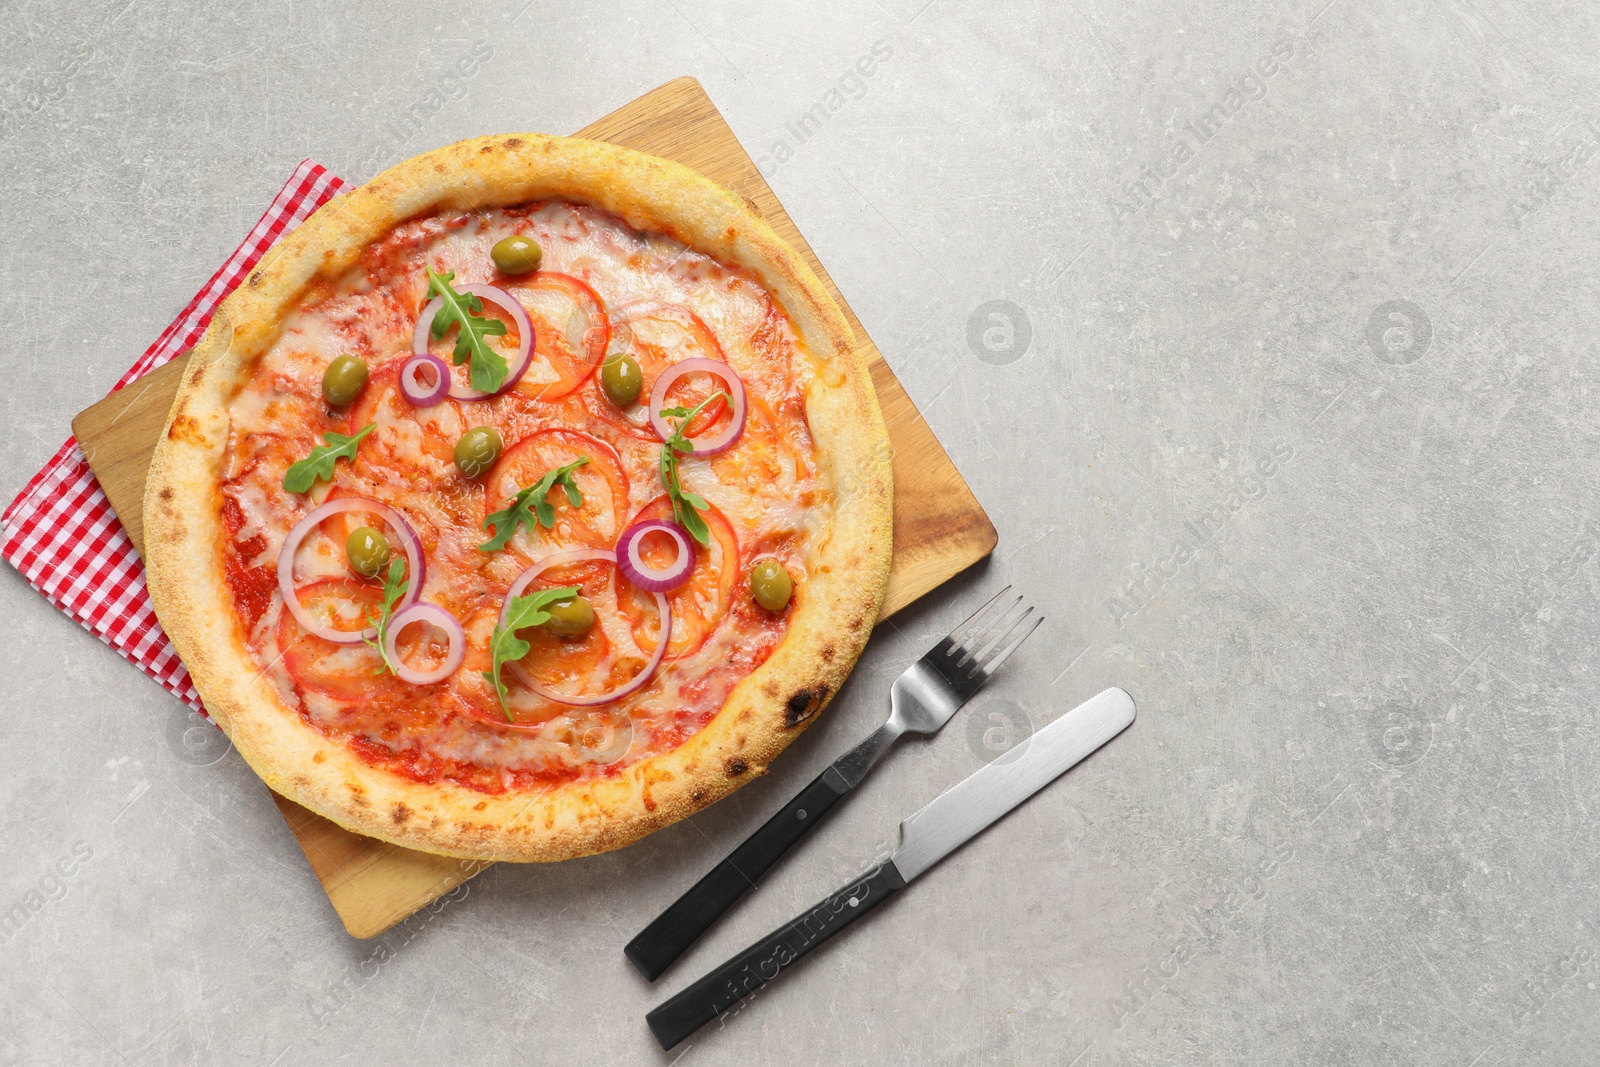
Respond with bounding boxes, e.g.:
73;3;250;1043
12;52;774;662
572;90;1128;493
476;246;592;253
645;861;906;1049
625;766;851;981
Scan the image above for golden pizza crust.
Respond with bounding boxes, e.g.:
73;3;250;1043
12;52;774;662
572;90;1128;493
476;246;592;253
142;133;892;862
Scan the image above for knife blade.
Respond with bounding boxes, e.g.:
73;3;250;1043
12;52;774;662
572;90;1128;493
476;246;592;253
644;686;1136;1050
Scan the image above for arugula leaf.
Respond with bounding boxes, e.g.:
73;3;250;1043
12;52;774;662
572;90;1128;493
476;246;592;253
482;585;582;718
283;423;376;494
479;457;591;552
361;556;410;675
425;267;510;393
657;391;729;546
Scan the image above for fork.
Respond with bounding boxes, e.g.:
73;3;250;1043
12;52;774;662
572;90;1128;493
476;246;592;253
624;586;1042;980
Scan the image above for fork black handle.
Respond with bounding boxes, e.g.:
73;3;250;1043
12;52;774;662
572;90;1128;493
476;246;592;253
645;861;907;1049
628;586;1039;983
625;765;852;981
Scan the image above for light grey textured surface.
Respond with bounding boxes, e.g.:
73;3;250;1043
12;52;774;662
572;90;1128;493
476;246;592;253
3;0;1598;1063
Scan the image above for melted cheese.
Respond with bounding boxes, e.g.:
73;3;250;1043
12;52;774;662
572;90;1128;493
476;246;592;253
219;201;822;792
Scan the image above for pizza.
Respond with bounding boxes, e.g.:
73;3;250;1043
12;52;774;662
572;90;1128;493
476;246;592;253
142;134;892;862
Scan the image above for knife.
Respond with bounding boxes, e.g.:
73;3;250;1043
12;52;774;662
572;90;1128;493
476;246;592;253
644;686;1136;1050
625;586;1040;981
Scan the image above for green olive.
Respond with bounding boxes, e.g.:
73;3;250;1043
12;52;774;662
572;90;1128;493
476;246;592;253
454;425;503;478
600;351;643;407
750;559;793;612
543;595;595;638
345;526;391;578
491;235;543;275
321;354;368;407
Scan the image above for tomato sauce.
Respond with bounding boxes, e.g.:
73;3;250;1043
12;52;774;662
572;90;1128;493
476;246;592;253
220;497;277;630
218;201;821;793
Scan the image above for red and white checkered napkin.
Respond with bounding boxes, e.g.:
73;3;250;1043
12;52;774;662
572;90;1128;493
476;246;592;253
0;160;348;711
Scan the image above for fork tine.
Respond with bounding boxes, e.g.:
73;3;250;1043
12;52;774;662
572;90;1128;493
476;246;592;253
946;585;1013;647
955;592;1022;651
978;612;1043;678
965;599;1032;665
947;595;1023;672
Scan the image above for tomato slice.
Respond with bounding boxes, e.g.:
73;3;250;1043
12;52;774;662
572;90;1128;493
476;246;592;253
482;428;630;567
297;486;449;595
412;288;531;398
588;302;730;439
709;394;788;499
458;566;651;729
501;272;609;401
306;485;399;558
508;567;613;691
277;578;399;702
618;495;738;659
347;360;470;481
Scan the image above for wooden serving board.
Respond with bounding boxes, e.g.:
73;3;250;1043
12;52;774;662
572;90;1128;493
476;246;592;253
74;77;995;938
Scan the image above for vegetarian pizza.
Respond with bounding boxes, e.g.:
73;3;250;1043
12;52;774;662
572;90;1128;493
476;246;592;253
143;134;892;862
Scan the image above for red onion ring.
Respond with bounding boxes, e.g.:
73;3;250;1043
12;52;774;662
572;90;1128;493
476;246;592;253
497;548;669;708
647;357;747;455
383;601;464;685
616;519;696;592
411;283;534;401
399;353;451;407
278;497;424;645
